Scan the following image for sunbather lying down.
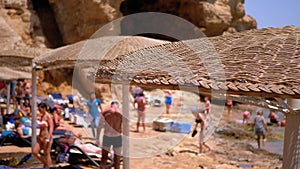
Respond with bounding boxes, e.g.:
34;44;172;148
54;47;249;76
58;131;101;154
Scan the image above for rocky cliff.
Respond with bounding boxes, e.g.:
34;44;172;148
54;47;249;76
0;0;46;48
0;0;257;98
0;0;257;47
120;0;256;37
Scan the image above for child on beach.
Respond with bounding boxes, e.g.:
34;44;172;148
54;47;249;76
252;111;268;149
243;111;251;125
226;99;233;114
204;97;211;115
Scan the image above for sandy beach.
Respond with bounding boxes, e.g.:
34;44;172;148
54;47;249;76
0;91;284;169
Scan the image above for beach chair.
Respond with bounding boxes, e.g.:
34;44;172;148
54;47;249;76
0;131;31;147
53;138;114;168
66;94;74;104
50;93;69;105
69;109;89;127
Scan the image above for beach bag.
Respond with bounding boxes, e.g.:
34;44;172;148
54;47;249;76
56;153;69;163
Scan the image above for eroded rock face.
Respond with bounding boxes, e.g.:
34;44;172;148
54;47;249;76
0;0;46;48
0;0;257;98
120;0;257;37
48;0;123;44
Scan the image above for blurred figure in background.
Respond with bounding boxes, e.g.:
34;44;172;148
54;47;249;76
252;111;268;149
134;92;147;132
268;111;280;126
165;90;172;114
86;92;103;140
131;86;143;109
226;99;233;114
243;110;251;125
204;97;211;115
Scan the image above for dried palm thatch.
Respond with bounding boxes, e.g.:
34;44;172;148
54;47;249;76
0;67;31;80
0;47;50;80
33;36;169;70
95;26;300;99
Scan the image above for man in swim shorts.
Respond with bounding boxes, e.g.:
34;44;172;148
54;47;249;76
100;101;122;169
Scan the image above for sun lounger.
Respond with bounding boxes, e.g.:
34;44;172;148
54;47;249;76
69;109;90;127
0;131;31;147
53;139;114;168
50;93;69;105
66;94;74;104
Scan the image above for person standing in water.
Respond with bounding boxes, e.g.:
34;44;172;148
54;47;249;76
252;111;268;149
32;102;54;167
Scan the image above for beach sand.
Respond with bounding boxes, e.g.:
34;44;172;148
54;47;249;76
0;91;283;169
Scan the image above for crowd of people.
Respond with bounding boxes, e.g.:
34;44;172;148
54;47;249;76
242;108;286;149
0;81;289;167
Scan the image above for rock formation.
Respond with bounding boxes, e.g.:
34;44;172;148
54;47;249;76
0;0;257;98
0;0;46;48
120;0;257;37
48;0;123;44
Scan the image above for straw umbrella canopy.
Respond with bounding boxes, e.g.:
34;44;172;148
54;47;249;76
93;26;300;169
31;36;170;164
33;36;169;70
95;26;300;100
0;47;50;121
0;47;51;80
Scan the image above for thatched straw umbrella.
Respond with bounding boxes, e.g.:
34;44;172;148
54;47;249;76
96;26;300;99
32;36;169;167
94;26;300;169
34;36;169;70
0;47;50;126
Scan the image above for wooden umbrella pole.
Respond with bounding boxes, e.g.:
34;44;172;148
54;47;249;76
122;84;130;169
31;66;37;149
283;99;300;169
6;81;10;114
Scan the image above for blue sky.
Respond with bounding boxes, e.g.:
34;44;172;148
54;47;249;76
244;0;300;28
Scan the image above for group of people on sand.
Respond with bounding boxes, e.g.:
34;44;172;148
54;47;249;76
60;100;123;169
131;86;174;133
0;88;122;168
191;97;287;154
29;97;123;169
0;80;32;110
242;110;286;149
132;87;213;156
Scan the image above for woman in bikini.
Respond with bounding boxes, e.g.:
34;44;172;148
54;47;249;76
32;102;54;167
191;107;211;156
